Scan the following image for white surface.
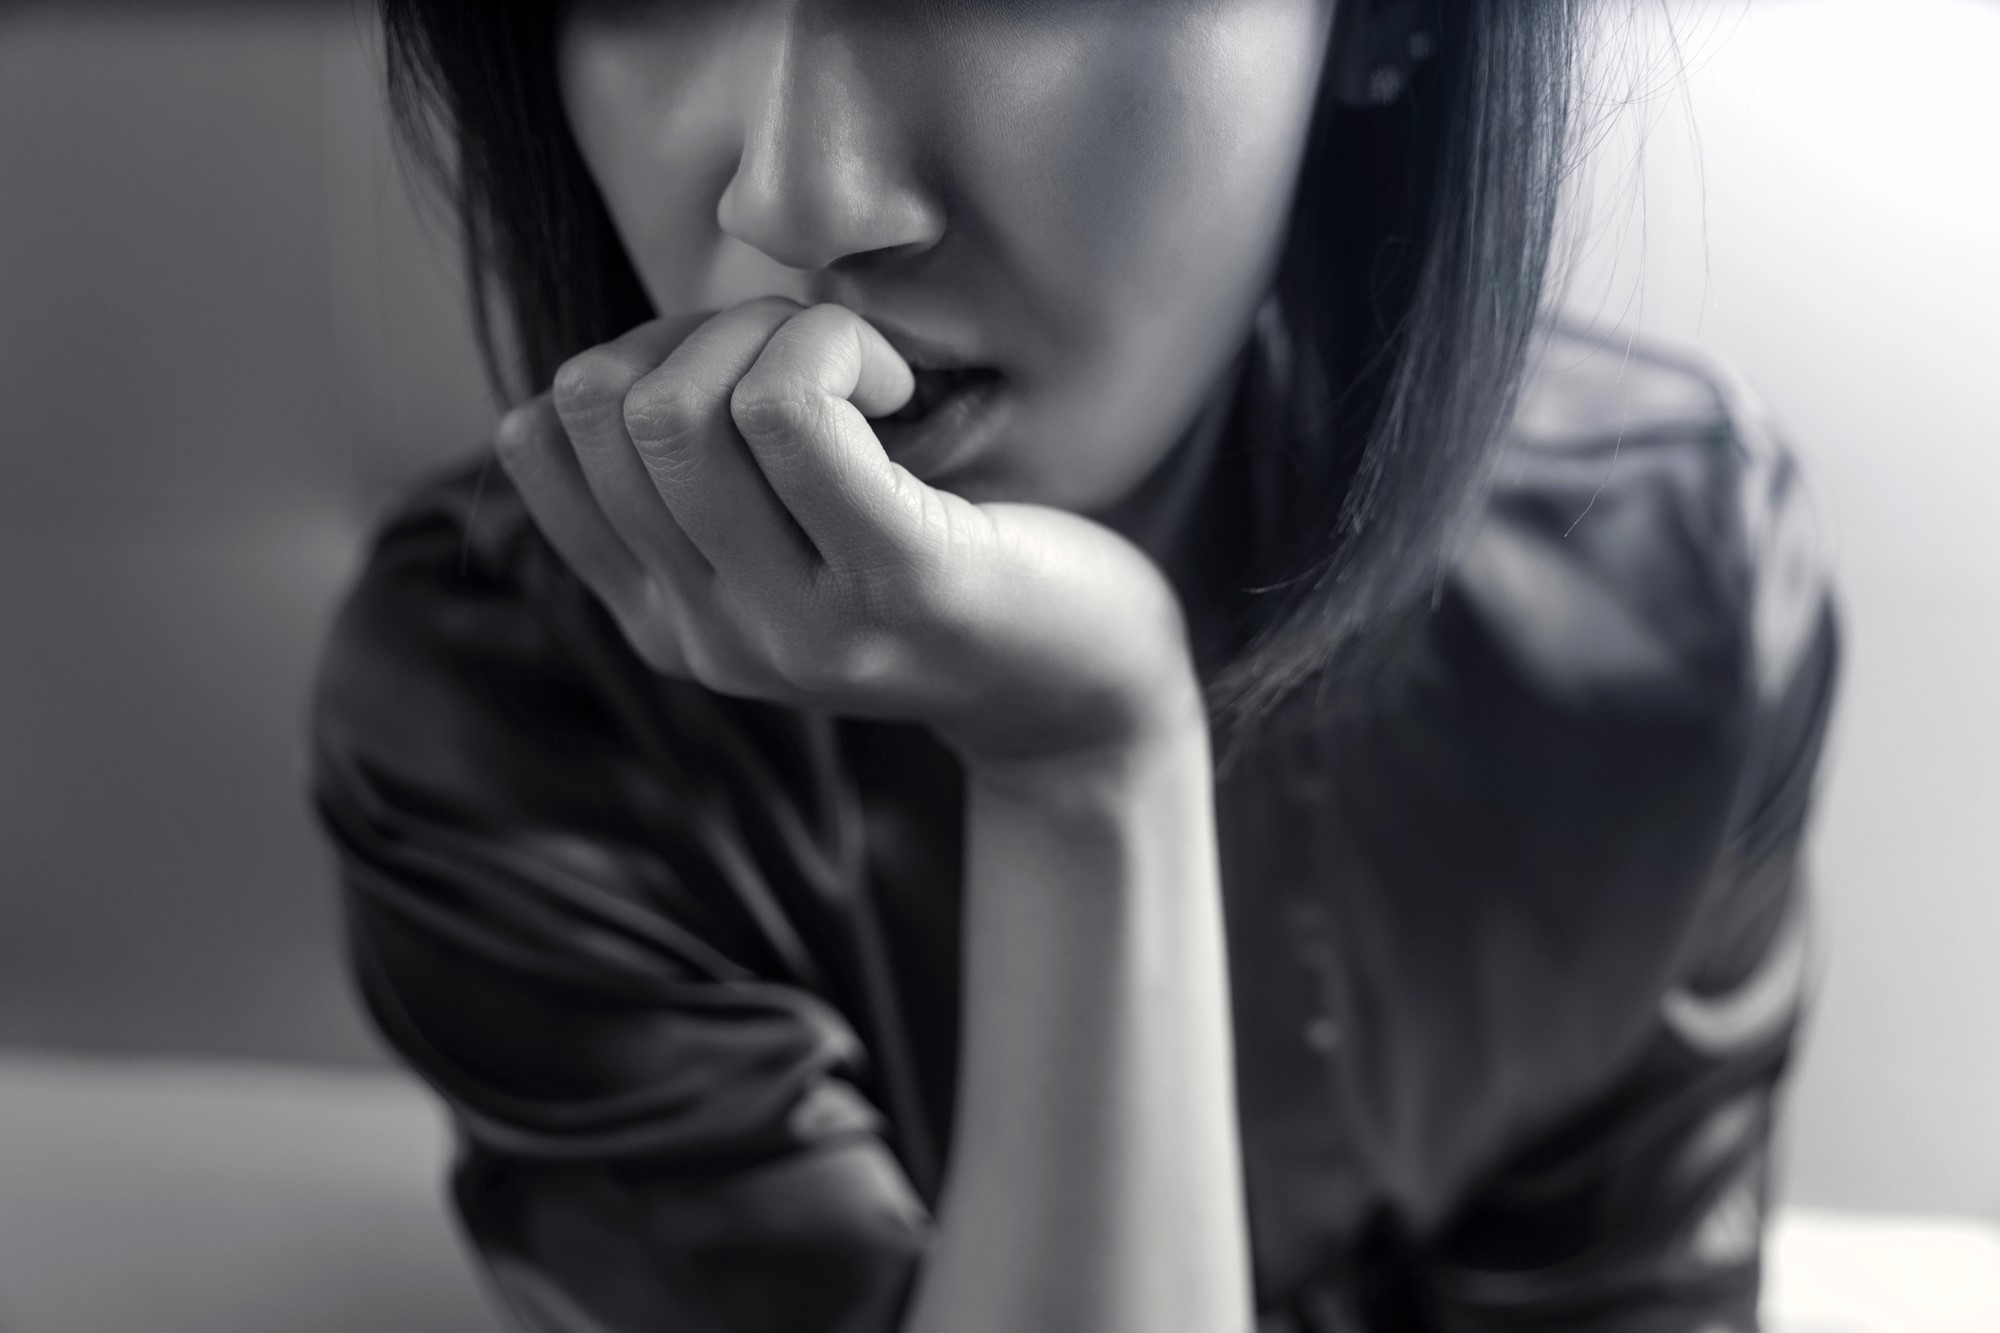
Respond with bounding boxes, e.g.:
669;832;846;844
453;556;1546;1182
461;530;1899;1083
1766;1208;2000;1333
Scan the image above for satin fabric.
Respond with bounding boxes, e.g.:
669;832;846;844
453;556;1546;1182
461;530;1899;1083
310;317;1841;1333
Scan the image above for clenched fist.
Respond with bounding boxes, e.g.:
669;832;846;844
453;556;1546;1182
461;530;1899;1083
495;296;1203;767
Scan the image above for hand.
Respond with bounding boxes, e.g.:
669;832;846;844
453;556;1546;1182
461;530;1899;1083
495;297;1202;766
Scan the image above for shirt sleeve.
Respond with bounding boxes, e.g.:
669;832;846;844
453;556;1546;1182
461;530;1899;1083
308;461;934;1333
1417;413;1845;1333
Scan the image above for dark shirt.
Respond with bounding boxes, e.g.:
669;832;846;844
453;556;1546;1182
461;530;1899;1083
309;318;1842;1333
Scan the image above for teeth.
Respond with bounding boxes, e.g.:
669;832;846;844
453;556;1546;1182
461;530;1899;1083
885;367;995;424
884;380;936;424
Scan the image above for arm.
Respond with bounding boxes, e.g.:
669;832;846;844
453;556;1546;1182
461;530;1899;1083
503;296;1258;1331
315;489;938;1333
907;694;1253;1333
318;488;1252;1333
320;294;1256;1333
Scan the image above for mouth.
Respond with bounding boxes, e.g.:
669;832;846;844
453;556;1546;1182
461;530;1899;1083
869;365;1009;478
880;365;1005;425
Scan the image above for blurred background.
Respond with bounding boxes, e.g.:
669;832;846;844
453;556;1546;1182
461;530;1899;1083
1;1;1994;1329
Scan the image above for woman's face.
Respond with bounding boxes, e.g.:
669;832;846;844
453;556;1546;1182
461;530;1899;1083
557;0;1335;512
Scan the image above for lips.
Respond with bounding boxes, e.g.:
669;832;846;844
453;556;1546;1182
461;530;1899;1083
883;365;1004;424
852;312;1008;476
869;366;1010;480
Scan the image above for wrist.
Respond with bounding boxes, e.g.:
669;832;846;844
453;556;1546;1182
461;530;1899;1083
957;667;1211;810
932;548;1206;774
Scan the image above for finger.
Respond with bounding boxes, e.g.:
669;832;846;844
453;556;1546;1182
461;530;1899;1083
844;316;917;419
551;312;718;585
621;297;823;592
495;396;645;607
727;302;928;565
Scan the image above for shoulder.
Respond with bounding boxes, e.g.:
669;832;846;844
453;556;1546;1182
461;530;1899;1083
1303;325;1843;1156
308;451;846;982
309;450;623;826
1321;318;1841;977
1454;315;1837;736
1398;319;1843;852
321;448;552;660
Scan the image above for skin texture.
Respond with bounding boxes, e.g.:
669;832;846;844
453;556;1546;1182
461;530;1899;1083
502;296;1207;761
555;0;1337;512
497;0;1341;760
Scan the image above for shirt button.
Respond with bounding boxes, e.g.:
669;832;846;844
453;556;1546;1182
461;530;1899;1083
1304;1015;1343;1053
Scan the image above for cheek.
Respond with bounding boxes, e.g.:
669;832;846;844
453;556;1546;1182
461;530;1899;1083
947;4;1328;305
962;4;1330;504
1095;57;1317;281
558;23;738;313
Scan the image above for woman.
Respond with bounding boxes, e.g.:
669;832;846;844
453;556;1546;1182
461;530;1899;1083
310;2;1843;1330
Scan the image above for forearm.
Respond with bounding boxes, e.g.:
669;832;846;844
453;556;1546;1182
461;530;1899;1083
902;694;1254;1333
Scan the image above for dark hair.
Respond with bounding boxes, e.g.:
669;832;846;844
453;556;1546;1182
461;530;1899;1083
381;1;1596;763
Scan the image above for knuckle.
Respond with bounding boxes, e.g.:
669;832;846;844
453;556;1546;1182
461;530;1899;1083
801;627;903;696
609;581;686;677
765;598;900;695
728;376;817;442
679;631;746;693
764;629;830;692
494;404;544;468
622;381;708;455
611;607;675;676
832;629;903;691
625;626;681;677
552;348;643;426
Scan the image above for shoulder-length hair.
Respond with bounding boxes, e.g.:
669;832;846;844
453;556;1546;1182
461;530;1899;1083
380;0;1596;766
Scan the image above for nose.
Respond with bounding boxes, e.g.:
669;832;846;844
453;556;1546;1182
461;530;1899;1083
716;14;944;275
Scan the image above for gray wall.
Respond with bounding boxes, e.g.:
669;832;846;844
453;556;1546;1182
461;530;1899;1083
1554;0;2000;1222
0;5;492;1066
2;2;1993;1220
